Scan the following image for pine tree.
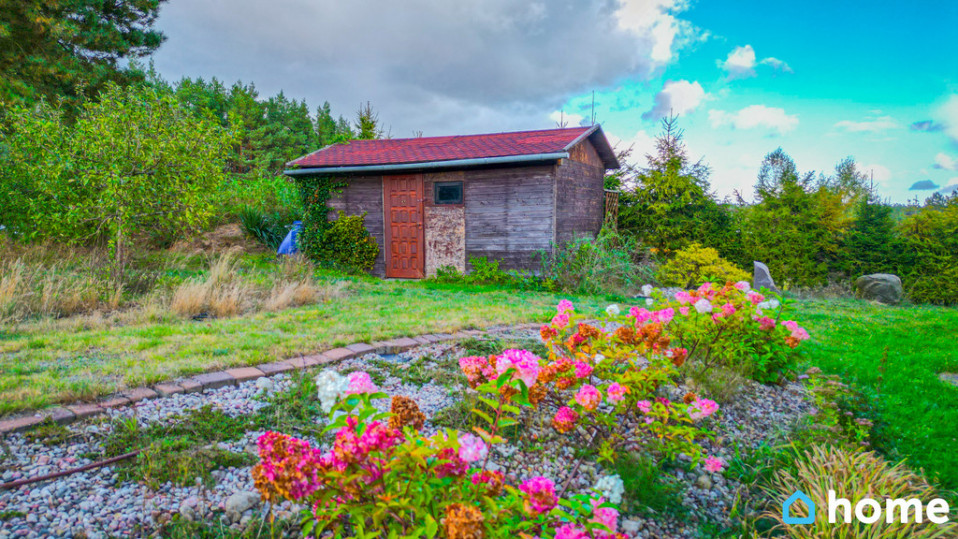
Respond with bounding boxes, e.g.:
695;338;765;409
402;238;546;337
0;0;167;111
842;194;900;276
355;101;383;140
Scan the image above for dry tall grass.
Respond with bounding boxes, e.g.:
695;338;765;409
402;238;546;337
0;257;119;322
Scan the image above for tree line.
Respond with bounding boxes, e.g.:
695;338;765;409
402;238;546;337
609;116;958;305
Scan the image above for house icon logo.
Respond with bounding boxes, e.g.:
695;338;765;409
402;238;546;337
783;490;816;525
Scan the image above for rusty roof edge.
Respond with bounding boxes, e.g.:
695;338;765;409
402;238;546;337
283;152;570;176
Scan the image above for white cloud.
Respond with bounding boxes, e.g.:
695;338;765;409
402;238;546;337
642;79;707;121
720;45;757;79
719;45;791;80
606;128;657;162
708;105;799;135
934;152;957;171
937;94;958;144
614;0;700;65
549;110;586;127
834;115;901;133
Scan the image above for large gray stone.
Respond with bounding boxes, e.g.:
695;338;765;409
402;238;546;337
753;261;779;292
225;491;260;522
854;273;903;305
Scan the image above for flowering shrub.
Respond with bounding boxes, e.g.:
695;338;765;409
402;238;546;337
252;370;627;537
659;281;810;383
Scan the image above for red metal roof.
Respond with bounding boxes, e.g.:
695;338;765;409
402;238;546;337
287;126;616;169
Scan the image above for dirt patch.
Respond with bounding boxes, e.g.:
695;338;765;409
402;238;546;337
939;372;958;388
171;224;268;256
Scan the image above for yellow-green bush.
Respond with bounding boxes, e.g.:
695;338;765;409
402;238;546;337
656;243;749;288
321;212;380;273
761;445;956;538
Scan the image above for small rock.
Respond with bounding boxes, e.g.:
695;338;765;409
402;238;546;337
695;474;713;490
225;491;260;522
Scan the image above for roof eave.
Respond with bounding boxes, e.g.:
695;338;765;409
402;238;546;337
284;152;570;176
561;125;620;170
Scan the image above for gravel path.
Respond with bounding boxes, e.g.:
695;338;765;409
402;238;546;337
0;328;812;538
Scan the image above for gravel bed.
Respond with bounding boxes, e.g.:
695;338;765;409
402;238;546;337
0;329;812;538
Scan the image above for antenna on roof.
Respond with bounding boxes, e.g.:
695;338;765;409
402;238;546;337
591;91;596;125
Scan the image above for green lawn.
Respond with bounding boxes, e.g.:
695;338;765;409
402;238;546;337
793;299;958;491
0;278;611;416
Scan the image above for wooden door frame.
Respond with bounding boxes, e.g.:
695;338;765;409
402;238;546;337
383;173;425;278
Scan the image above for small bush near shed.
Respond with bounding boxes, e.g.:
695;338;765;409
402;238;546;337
319;212;380;273
656;243;749;289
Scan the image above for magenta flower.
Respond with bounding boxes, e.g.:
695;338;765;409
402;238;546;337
554;524;589;539
552;406;579;433
552;312;570;328
557;299;574;314
575;384;602;410
589;497;620;536
720;302;736;317
574;361;594;379
746;291;765;304
782;320;799;332
629;306;652;324
679;306;690;316
704;456;725;473
674;291;693;304
457;433;488;463
519;476;557;515
755;316;776;330
606;382;627;402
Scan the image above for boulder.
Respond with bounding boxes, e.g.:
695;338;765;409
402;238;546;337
753;261;779;292
854;274;903;305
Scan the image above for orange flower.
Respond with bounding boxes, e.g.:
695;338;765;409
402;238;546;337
529;383;548;406
445;503;485;539
387;395;426;431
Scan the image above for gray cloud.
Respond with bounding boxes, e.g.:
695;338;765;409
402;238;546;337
909;180;939;191
151;0;693;137
910;120;944;132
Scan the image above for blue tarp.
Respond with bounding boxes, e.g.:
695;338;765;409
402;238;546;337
277;220;303;256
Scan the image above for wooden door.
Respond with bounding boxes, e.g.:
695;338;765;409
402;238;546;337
383;174;424;278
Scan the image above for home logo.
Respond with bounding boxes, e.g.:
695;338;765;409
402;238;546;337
783;490;816;525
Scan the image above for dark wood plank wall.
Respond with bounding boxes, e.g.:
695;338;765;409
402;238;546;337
555;140;606;246
326;175;386;276
463;165;555;271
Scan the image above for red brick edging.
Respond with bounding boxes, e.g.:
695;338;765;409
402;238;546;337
0;326;538;435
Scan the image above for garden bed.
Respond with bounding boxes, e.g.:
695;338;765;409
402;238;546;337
0;327;812;538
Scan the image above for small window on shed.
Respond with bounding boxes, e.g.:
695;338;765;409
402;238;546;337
434;181;463;205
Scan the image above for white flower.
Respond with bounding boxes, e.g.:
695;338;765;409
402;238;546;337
605;304;621;316
694;298;713;314
645;298;654;306
757;299;780;310
594;474;625;505
735;281;751;292
641;284;654;297
315;370;349;414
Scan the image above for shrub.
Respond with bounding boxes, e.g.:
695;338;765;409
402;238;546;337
898;197;958;305
237;206;297;250
541;228;655;295
761;445;956;538
253;372;624;537
319;212;379;273
655;281;809;383
431;256;551;291
656;243;749;289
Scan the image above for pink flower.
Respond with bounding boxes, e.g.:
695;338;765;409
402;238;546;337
755;316;776;330
721;303;736;317
557;299;574;314
734;281;751;292
590;497;620;536
636;400;652;414
606;383;627;402
345;371;378;395
674;291;693;304
555;524;589;539
746;291;765;304
457;433;488;463
697;282;716;299
655;307;675;324
552;406;579;433
575;384;602;410
782;320;799;332
519;476;557;515
689;397;719;420
629;306;652;324
643;416;655;424
552;313;570;328
704;456;725;473
792;327;810;341
679;306;690;316
496;349;542;388
574;361;593;379
459;356;494;386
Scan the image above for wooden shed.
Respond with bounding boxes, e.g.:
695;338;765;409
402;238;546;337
284;126;619;278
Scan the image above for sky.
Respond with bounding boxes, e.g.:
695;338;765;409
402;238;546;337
150;0;958;202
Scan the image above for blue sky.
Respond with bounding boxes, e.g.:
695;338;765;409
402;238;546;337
562;1;958;202
152;0;958;202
